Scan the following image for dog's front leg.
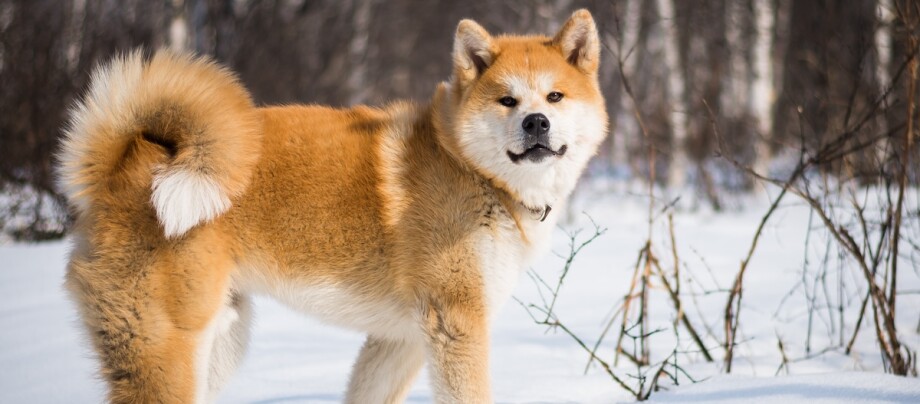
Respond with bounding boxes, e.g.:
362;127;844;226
422;300;491;403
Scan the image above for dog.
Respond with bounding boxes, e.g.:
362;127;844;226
57;9;607;403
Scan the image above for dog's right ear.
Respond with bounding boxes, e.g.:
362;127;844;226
453;19;496;86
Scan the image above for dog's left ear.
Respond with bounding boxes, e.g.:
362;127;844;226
553;9;600;74
453;19;496;86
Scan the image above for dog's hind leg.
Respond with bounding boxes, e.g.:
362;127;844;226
65;236;237;404
202;291;252;402
344;336;426;404
67;273;223;403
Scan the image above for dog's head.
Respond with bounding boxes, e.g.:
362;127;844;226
437;9;608;210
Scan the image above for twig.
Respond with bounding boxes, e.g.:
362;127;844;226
542;218;607;322
650;251;714;362
707;98;802;372
517;298;640;398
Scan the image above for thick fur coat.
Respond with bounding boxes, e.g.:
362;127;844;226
58;10;607;403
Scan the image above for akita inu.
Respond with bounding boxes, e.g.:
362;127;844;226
58;9;607;403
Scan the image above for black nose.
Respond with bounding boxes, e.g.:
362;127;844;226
522;113;550;137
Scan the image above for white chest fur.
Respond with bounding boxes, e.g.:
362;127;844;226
477;211;556;316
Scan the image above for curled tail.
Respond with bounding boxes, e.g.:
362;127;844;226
58;50;261;238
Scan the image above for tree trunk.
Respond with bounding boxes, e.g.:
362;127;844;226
874;0;893;165
613;0;644;172
657;0;690;190
169;0;188;52
752;0;776;177
347;0;374;105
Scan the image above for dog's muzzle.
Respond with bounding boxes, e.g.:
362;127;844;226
508;113;567;163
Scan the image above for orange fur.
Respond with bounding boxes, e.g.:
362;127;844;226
59;10;607;403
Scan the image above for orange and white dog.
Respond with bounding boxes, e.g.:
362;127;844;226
58;10;607;403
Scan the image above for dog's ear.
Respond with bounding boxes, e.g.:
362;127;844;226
453;19;496;86
553;9;600;74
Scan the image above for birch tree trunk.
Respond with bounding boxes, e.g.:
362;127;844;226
169;0;188;52
612;0;644;172
657;0;689;190
752;0;776;177
875;0;893;164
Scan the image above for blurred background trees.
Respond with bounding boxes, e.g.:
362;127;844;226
1;0;918;241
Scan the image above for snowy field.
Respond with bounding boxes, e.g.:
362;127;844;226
1;187;919;403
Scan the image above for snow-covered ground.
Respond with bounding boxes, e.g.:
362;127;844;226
1;187;918;403
646;372;920;403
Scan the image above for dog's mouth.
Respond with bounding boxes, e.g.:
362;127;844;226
507;144;568;164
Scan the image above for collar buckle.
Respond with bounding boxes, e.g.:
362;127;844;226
529;205;552;222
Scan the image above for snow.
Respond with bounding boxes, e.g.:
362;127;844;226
1;187;919;403
647;372;920;403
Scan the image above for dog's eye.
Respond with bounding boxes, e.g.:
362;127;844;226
547;92;564;103
498;96;518;108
